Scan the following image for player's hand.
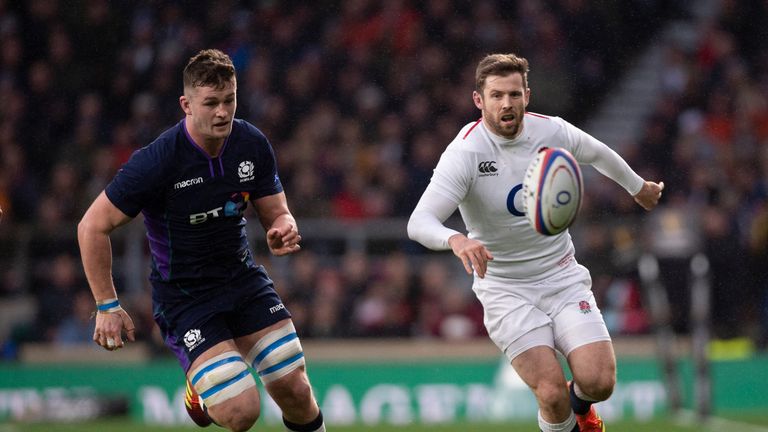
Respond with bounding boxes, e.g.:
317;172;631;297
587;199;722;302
267;223;302;256
448;234;494;278
93;308;135;351
634;181;664;211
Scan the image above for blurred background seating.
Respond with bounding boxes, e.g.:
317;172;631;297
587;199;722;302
0;0;766;361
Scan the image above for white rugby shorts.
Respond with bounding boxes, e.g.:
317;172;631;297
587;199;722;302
472;262;610;362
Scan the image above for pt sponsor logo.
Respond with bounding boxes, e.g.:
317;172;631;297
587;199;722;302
189;192;250;224
478;161;498;177
269;303;285;314
183;328;206;352
238;161;255;182
189;207;224;225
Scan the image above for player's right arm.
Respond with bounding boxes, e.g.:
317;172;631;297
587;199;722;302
407;144;493;278
78;191;136;350
408;190;494;278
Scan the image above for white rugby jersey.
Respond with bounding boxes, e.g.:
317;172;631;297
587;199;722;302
408;113;644;280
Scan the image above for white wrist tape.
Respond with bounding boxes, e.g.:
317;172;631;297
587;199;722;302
96;298;122;313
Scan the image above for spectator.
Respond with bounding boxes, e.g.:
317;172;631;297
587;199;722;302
54;290;96;346
34;253;81;341
0;1;764;348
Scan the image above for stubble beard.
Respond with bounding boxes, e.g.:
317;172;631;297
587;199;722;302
493;117;520;139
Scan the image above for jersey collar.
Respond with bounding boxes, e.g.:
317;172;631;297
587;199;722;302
481;120;525;146
181;119;232;177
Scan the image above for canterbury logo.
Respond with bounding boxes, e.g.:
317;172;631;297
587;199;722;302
478;161;498;174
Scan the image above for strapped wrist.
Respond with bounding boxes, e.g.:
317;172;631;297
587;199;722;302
96;298;122;313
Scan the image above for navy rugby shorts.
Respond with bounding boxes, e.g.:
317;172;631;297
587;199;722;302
153;267;292;372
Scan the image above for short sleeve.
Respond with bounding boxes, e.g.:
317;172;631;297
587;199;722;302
249;134;284;199
105;146;166;217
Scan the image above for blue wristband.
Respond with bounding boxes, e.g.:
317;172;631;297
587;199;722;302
96;298;121;313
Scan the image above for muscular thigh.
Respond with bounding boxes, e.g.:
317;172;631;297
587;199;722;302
184;318;305;413
238;322;318;423
548;266;611;357
566;340;616;384
237;319;306;385
473;276;552;357
187;340;259;412
511;345;567;389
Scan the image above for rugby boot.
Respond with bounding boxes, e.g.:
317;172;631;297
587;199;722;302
575;405;605;432
185;379;213;427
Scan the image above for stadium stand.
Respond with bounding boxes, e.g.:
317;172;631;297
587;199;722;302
0;1;766;362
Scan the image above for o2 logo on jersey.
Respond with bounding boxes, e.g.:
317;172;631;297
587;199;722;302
506;184;525;216
238;160;255;182
189;192;251;224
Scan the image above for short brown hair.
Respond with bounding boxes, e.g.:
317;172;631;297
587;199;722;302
475;53;529;92
183;49;236;90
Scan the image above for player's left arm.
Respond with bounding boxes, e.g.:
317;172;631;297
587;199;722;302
252;192;301;256
565;120;663;211
632;180;665;211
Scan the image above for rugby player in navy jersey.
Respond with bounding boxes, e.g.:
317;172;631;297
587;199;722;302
78;49;325;432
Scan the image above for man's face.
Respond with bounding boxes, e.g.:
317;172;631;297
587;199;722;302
180;80;237;143
473;73;529;139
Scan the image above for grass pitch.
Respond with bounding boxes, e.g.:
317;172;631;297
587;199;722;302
4;415;768;432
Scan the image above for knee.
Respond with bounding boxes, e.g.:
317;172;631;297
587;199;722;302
209;395;261;432
270;371;315;410
216;405;260;432
533;380;570;411
578;372;616;401
225;413;258;432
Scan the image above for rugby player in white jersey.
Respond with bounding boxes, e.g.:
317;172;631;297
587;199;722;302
407;53;664;432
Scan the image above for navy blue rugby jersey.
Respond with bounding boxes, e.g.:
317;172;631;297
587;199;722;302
105;118;283;294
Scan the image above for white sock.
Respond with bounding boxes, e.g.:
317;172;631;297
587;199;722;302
538;410;577;432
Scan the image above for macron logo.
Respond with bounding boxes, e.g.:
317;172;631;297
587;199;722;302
175;177;204;190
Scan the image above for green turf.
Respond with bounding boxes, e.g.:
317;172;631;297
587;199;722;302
4;417;768;432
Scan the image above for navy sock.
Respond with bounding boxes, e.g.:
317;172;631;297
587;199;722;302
569;381;592;415
283;410;324;432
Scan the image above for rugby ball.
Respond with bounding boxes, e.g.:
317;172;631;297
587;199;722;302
522;147;583;235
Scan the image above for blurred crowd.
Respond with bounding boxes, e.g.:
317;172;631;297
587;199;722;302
0;0;766;358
